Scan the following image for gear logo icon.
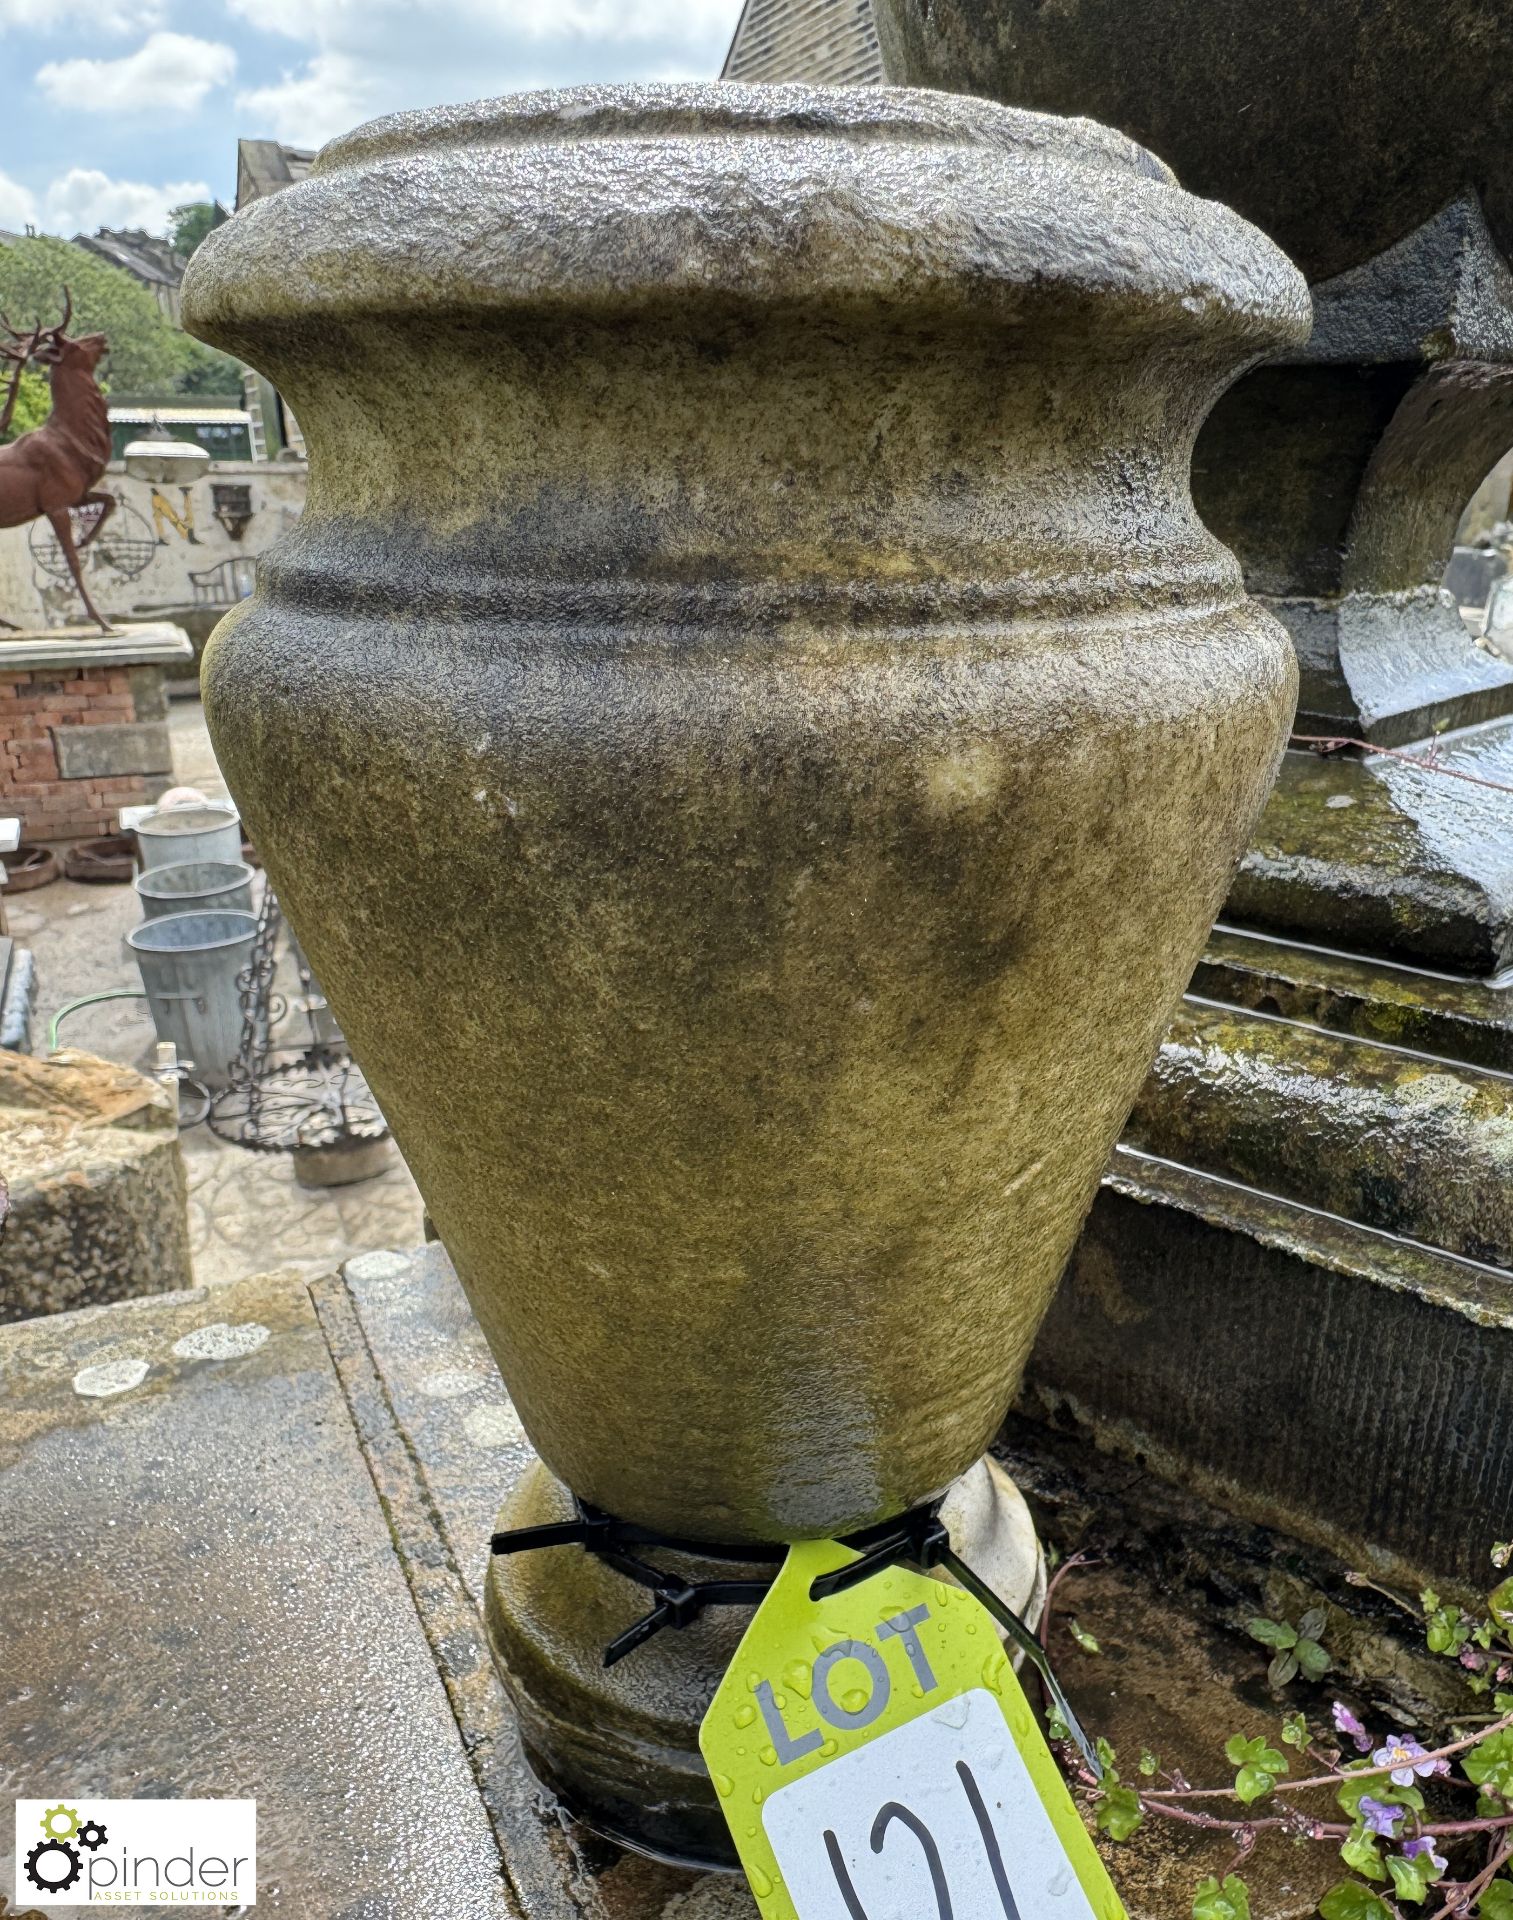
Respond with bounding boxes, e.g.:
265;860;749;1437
78;1817;109;1850
40;1803;80;1841
24;1836;82;1893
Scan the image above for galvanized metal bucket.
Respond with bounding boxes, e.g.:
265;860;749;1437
134;803;243;870
134;859;256;921
127;909;258;1087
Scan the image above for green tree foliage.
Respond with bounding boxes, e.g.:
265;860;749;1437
168;201;219;259
0;233;240;398
0;367;51;443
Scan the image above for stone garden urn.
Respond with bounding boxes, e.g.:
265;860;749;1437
182;83;1307;1863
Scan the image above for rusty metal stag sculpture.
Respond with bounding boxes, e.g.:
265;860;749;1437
0;291;115;632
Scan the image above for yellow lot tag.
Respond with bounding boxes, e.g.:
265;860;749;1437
699;1539;1127;1920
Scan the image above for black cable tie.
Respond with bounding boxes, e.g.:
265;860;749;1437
486;1487;1101;1783
809;1512;1102;1783
489;1514;608;1556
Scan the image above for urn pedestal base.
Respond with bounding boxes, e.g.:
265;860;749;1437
485;1455;1045;1868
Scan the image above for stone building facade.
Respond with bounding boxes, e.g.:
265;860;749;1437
722;0;882;82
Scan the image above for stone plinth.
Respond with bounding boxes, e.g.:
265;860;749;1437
0;623;191;841
0;1046;191;1322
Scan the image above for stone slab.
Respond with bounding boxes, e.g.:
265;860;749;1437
1194;924;1513;1074
0;624;193;671
1276;587;1513;744
1230;720;1513;975
1032;1146;1513;1592
50;721;173;780
0;1049;191;1322
1129;996;1513;1267
0;1270;518;1920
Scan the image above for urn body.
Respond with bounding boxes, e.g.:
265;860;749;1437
183;85;1308;1546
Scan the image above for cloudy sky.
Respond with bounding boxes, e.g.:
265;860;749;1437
0;0;745;239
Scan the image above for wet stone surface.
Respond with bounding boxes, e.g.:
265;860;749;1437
1230;722;1513;975
0;1269;514;1920
0;1242;1390;1916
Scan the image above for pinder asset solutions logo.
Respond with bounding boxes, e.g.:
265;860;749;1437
14;1799;256;1906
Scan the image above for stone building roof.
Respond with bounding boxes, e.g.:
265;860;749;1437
236;139;317;212
73;227;186;292
721;0;883;83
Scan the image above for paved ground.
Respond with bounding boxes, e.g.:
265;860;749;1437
0;1245;1373;1919
6;695;424;1289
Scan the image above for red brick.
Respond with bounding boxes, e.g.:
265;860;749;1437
8;746;58;776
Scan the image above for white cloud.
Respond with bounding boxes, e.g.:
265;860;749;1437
0;0;162;30
235;49;375;146
36;30;235;113
223;0;741;148
0;170;38;233
42;167;210;236
227;0;736;43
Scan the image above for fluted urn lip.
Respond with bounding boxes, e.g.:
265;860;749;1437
184;80;1309;361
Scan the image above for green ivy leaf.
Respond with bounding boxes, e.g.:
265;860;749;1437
1479;1880;1513;1919
1476;1791;1506;1819
1299;1606;1328;1641
1419;1588;1439;1614
1340;1827;1387;1882
1465;1728;1513;1796
1094;1784;1144;1842
1193;1874;1251;1920
1282;1712;1310;1749
1319;1879;1397;1920
1096;1736;1119;1778
1337;1770;1425;1820
1489;1579;1513;1629
1247;1618;1299;1650
1427;1606;1470;1656
1226;1735;1289;1801
1386;1849;1442;1905
1296;1639;1332;1681
1069;1619;1101;1655
1138;1750;1160;1777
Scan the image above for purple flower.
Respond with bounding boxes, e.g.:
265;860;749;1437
1358;1797;1402;1837
1373;1736;1437;1786
1333;1702;1373;1753
1402;1838;1448;1874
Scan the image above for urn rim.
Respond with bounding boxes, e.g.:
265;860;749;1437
184;80;1309;362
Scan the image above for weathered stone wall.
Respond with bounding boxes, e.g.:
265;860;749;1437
0;1047;191;1323
0;457;305;637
